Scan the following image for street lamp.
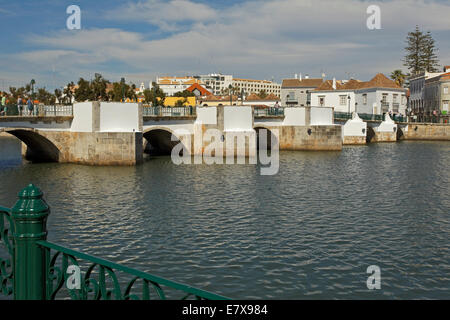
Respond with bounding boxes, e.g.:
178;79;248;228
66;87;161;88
30;79;35;100
347;95;351;118
229;84;233;106
121;77;126;102
241;89;245;106
355;102;358;114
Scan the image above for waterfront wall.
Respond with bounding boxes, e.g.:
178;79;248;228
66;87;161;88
278;125;342;151
401;123;450;141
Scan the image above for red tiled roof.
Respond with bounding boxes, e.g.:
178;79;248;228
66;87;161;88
201;95;239;101
360;73;401;89
186;83;212;96
246;93;280;100
315;74;401;91
282;78;323;88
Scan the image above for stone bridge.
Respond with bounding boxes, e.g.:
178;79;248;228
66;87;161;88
0;103;342;165
1;103;448;165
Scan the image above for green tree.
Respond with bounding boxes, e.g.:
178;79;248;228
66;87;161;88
143;88;152;104
144;82;166;106
63;82;75;104
109;82;124;102
174;90;195;98
91;73;109;101
403;26;440;74
258;90;268;99
9;86;29;104
54;89;63;104
74;78;92;102
422;31;440;73
36;88;56;105
107;81;137;102
390;70;407;87
127;83;137;101
174;97;188;107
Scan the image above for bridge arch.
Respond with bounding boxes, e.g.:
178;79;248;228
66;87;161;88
254;126;279;151
396;126;405;140
143;127;189;156
366;126;376;143
4;129;61;162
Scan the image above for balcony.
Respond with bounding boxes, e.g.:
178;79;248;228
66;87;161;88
381;103;390;113
392;103;400;113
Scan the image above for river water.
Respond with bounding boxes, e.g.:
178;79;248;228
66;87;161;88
0;136;449;299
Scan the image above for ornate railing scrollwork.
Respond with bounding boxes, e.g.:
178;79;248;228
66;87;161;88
1;184;228;301
0;207;14;297
38;241;228;300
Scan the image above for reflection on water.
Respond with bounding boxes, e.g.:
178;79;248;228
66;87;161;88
0;136;449;299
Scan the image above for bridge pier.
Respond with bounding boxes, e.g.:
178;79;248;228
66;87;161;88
366;115;397;143
254;107;342;151
1;102;144;165
341;113;367;145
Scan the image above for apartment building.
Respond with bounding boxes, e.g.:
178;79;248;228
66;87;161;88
232;78;281;97
311;73;407;115
409;67;449;118
193;74;280;97
424;69;450;116
193;74;233;96
281;75;324;107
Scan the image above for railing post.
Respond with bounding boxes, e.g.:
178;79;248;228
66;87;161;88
11;184;50;300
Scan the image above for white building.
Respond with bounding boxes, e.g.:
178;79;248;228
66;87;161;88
194;74;233;96
281;74;324;107
311;74;408;115
232;78;281;97
193;74;281;97
156;77;205;96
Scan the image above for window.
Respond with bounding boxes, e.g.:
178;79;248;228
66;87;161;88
444;87;449;94
444;101;449;112
319;96;325;106
363;94;367;105
393;94;398;103
382;94;388;104
288;92;295;101
339;95;347;106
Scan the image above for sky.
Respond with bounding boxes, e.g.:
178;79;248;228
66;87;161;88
0;0;449;91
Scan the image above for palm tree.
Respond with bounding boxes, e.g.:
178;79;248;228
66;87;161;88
390;70;407;87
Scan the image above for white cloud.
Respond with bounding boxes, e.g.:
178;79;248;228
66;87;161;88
5;0;450;87
105;0;218;31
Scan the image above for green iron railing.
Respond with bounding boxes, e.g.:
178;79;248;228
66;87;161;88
0;206;14;297
0;184;229;300
254;107;285;117
143;106;196;117
334;112;407;123
0;104;73;117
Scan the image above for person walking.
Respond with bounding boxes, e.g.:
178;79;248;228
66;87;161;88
0;93;6;116
27;97;33;116
18;97;23;116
